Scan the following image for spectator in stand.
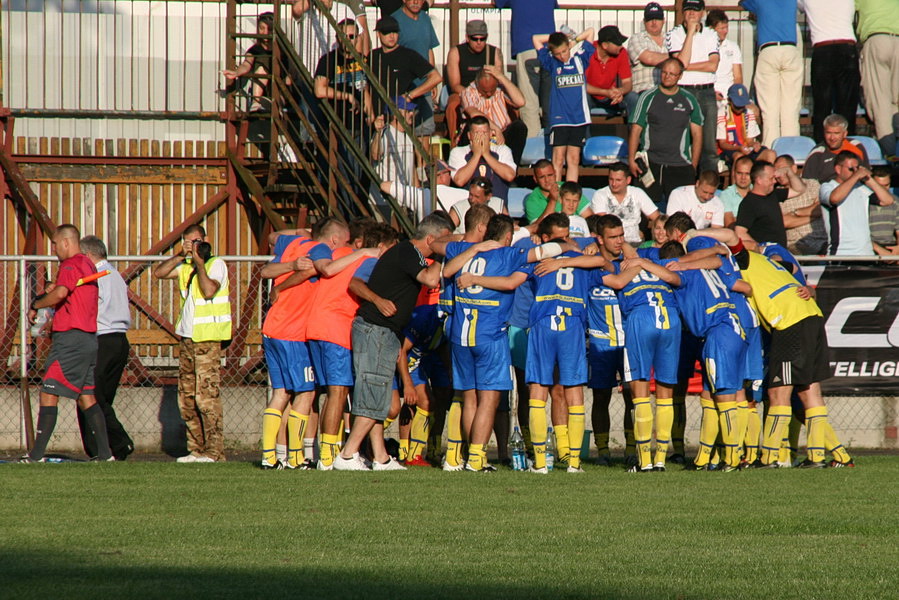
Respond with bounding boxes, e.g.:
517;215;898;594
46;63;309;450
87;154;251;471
448;115;517;202
820;152;895;256
392;0;440;137
449;178;508;233
590;162;660;244
371;96;419;204
868;166;899;257
76;235;134;462
524;158;591;225
716;84;775;166
627;3;669;96
856;0;899;155
445;19;505;143
628;57;703;210
293;0;371;65
665;170;725;229
558;181;591;237
719;155;753;227
585;25;638;118
797;0;860;142
314;19;372;136
534;28;597;182
639;214;669;249
705;10;744;110
802;114;870;183
460;67;528;165
377;0;427;16
665;0;720;173
735;161;806;246
222;12;275;112
738;0;802;146
368;16;441;115
774;154;828;255
494;0;558;137
381;160;469;219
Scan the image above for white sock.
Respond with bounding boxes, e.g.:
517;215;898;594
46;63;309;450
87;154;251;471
275;444;287;462
303;438;317;462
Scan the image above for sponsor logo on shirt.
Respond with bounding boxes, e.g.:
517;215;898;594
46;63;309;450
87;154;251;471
556;73;585;88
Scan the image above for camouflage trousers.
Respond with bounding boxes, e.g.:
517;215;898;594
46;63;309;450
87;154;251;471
178;338;225;461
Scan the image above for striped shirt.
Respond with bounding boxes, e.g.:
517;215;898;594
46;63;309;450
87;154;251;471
460;81;513;131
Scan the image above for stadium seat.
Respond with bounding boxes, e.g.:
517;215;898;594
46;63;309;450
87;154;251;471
850;136;887;166
582;136;628;166
582;187;597;201
506;187;531;218
770;136;816;165
520;135;549;166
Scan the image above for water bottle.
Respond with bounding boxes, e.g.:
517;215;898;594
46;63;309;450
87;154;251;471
30;307;54;338
510;427;527;471
545;427;556;471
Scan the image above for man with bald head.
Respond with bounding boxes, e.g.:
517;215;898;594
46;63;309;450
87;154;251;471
460;66;527;165
23;224;113;462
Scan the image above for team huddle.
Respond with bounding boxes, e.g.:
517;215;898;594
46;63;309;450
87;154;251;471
259;206;854;473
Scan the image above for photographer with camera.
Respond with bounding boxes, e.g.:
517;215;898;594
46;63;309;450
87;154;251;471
154;224;231;463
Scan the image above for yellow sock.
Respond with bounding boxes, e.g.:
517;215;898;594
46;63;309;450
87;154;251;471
529;399;548;469
760;405;792;465
594;431;610;457
745;405;761;464
823;422;852;463
672;396;687;456
695;397;718;467
407;408;431;461
804;406;828;463
287;410;308;467
320;433;339;467
632;398;653;469
736;400;749;461
567;407;585;469
717;401;739;468
399;439;409;462
653;398;674;466
554;424;570;464
779;435;791;465
445;398;464;467
261;408;282;465
467;443;485;470
788;416;802;463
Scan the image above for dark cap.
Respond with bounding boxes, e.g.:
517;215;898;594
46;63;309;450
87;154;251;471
644;2;664;21
375;16;399;34
466;19;488;37
727;84;750;108
436;159;451;174
598;25;628;46
393;95;416;111
682;0;705;11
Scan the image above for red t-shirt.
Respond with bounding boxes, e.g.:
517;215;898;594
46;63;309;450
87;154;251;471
52;253;98;333
585;45;632;101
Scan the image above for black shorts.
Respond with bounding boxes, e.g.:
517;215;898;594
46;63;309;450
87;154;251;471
42;329;98;399
766;316;829;389
549;124;589;148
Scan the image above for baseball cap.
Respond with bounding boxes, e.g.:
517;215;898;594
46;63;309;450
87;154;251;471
436;160;451;174
598;25;628;46
393;95;416;111
682;0;705;11
644;2;664;21
466;19;488;38
375;16;399;34
727;84;750;108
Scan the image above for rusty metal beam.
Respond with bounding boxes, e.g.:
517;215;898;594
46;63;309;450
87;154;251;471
13;154;227;167
127;289;178;339
227;150;288;230
0;149;56;238
19;163;225;185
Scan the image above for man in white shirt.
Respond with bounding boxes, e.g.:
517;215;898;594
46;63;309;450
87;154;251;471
590;162;659;244
665;0;720;172
448;115;517;201
705;10;744;107
665;169;725;229
449;176;508;233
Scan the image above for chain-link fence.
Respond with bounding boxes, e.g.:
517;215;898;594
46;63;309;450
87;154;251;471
0;256;272;456
1;255;896;457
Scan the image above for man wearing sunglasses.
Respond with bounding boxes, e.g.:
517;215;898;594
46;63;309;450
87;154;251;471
819;151;895;256
445;19;505;141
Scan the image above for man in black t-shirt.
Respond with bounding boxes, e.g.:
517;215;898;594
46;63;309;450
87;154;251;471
335;214;450;471
369;16;441;116
735;160;806;246
314;19;371;133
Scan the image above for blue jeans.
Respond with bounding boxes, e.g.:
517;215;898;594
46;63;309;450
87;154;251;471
351;317;401;421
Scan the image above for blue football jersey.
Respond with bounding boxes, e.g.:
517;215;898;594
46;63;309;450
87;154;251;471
686;235;760;330
612;258;679;330
528;250;592;331
586;278;625;347
449;245;530;346
669;265;742;338
440;241;470;318
403;304;444;354
538;41;595;127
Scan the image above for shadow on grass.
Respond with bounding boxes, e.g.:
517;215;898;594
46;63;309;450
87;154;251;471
2;549;677;600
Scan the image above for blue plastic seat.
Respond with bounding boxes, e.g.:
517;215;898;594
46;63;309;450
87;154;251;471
850;136;887;166
770;136;816;165
582;136;628;166
506;187;531;218
581;187;597;202
520;135;550;167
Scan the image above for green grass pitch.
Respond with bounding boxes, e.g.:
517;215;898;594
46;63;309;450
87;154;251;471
3;456;898;599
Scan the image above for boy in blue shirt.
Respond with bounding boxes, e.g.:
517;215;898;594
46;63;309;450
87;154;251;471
533;27;595;184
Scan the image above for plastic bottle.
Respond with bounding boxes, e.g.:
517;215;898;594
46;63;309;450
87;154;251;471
545;427;556;471
510;427;527;471
30;307;54;338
